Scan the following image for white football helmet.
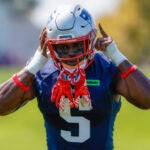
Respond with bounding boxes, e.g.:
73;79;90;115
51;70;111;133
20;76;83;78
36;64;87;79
45;4;97;70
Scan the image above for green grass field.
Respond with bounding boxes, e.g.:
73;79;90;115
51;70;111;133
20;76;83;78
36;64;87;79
0;67;150;150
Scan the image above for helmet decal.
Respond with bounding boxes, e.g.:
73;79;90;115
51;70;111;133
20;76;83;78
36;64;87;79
79;9;92;25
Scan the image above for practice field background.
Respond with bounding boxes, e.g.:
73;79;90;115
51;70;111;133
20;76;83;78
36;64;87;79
0;67;150;150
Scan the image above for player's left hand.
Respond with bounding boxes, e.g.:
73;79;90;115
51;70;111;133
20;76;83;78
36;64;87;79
95;23;113;51
74;69;92;109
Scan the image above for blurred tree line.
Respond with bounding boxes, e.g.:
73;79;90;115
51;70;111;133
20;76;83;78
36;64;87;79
97;0;150;65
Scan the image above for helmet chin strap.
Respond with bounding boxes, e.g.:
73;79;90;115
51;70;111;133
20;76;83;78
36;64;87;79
62;58;87;73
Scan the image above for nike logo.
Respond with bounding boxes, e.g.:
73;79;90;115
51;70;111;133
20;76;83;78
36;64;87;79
86;79;100;86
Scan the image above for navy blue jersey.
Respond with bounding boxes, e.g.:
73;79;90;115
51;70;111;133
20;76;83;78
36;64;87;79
35;52;121;150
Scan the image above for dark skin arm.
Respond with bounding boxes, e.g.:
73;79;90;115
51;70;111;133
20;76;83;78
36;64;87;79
114;60;150;109
0;28;48;115
95;24;150;109
0;70;35;115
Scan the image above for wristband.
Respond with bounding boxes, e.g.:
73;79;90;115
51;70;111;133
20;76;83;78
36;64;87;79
12;74;30;91
104;41;127;66
25;49;48;75
121;65;137;78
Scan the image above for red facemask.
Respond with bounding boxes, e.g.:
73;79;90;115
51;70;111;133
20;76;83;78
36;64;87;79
46;29;96;70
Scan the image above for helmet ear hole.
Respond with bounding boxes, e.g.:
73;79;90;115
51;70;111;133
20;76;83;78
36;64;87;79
77;7;81;11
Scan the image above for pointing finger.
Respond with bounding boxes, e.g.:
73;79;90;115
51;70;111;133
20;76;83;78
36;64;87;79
98;23;108;37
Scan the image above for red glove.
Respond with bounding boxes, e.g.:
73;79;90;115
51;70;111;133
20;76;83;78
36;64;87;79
51;72;74;109
74;69;92;109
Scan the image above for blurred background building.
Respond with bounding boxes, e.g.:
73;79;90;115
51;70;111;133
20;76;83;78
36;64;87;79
0;0;40;66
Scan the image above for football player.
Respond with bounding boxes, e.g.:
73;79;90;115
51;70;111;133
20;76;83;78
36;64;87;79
0;4;150;150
